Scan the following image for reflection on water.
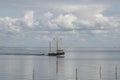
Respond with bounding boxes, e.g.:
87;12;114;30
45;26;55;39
0;48;120;80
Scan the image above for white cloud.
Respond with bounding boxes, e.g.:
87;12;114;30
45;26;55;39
58;4;107;13
55;13;77;28
94;13;120;32
79;20;95;26
44;12;53;19
95;13;109;26
0;8;120;35
8;25;21;33
0;17;21;33
0;10;119;36
23;11;34;27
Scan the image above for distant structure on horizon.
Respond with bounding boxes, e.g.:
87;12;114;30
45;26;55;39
48;38;65;56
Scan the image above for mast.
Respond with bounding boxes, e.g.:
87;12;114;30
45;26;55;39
33;67;35;80
49;41;51;52
59;38;62;50
56;38;62;51
56;38;59;51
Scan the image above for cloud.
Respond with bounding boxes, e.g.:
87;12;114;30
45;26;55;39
0;1;120;47
55;13;77;29
23;11;34;27
44;12;53;19
0;17;20;33
0;9;120;36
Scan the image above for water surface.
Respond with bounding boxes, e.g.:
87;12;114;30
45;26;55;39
0;48;120;80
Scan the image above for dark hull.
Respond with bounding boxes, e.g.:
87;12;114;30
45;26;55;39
48;52;65;56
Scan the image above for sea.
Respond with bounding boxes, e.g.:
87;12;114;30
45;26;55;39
0;47;120;80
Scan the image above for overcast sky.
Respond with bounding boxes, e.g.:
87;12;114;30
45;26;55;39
0;0;120;47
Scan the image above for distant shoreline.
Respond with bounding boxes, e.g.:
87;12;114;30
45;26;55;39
0;53;46;56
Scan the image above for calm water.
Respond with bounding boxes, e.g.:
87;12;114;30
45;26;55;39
0;48;120;80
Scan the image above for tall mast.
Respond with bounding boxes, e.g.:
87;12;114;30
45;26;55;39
59;38;62;50
56;38;62;51
49;41;51;52
56;38;59;51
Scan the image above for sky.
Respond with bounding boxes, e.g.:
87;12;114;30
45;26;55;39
0;0;120;47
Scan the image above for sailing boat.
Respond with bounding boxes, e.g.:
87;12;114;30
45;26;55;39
48;38;65;56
